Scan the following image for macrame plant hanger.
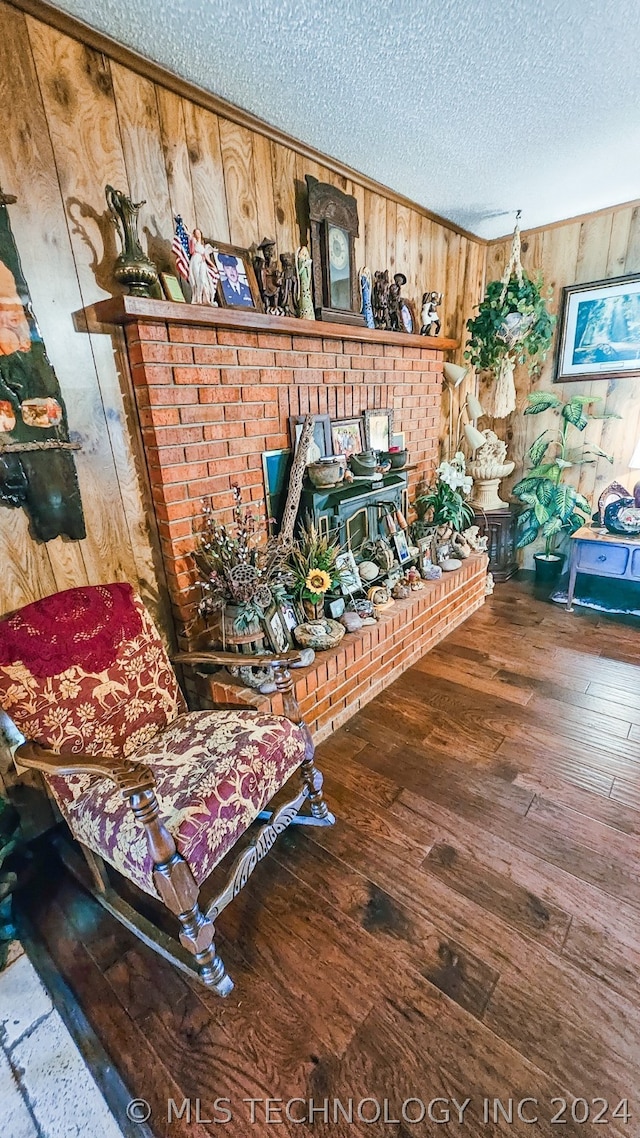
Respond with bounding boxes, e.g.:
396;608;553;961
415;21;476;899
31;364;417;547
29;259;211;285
492;211;523;419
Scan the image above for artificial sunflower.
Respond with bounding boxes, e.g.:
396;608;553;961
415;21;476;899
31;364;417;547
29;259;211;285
305;569;331;595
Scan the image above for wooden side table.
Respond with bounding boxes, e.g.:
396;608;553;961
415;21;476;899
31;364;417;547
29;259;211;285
473;506;520;582
566;525;640;611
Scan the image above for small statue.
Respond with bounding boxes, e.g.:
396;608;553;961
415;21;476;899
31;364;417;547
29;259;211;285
420;290;443;336
388;272;407;332
296;246;315;320
278;252;298;316
253;237;283;314
106;184;158;297
372;269;390;330
485;572;495;596
188;228;219;306
359;266;375;329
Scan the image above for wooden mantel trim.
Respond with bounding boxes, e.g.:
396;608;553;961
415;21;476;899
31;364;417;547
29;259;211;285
80;296;460;351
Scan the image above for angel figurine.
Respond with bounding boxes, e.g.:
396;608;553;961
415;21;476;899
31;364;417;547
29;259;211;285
188;228;219;306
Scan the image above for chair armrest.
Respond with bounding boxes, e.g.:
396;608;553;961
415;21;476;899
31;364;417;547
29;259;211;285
15;740;156;796
173;650;301;668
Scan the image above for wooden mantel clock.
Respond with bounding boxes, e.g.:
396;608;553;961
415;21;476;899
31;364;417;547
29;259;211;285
306;175;364;326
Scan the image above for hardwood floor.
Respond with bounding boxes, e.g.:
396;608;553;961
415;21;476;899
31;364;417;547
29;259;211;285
20;579;640;1137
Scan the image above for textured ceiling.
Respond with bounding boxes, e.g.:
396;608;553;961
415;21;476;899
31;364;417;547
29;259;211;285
50;0;640;239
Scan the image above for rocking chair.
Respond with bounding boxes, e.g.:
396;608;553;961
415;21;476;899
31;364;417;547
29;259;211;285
0;583;334;996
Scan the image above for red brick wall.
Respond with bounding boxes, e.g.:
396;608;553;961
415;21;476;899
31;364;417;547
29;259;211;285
121;311;485;739
125;317;444;636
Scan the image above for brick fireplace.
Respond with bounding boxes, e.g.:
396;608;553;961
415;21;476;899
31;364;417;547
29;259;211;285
87;297;487;740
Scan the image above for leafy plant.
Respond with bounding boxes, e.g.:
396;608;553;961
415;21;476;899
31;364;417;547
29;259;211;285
286;518;344;606
465;272;555;379
512;392;615;556
0;796;21;969
413;453;474;532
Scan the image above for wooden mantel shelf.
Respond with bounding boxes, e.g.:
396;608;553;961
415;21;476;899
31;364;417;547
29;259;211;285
80;295;459;351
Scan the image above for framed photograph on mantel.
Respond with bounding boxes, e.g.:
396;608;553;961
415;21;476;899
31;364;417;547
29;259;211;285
212;242;263;312
554;273;640;383
363;409;394;453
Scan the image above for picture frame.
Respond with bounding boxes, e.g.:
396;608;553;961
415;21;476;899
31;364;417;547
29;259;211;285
417;531;438;572
159;272;186;303
335;549;361;596
331;417;364;458
288;414;333;460
363;409;394;453
211;242;263;312
261;448;292;533
554;273;640;383
276;595;302;641
262;602;293;653
393;530;411;565
391;431;406;451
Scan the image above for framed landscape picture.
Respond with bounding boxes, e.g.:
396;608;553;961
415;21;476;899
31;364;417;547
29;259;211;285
555;274;640;383
363;408;394;453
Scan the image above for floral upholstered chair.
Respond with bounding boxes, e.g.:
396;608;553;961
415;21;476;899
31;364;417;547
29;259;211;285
0;583;334;995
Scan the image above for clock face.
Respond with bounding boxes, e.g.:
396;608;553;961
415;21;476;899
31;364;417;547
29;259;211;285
327;225;350;309
328;225;349;271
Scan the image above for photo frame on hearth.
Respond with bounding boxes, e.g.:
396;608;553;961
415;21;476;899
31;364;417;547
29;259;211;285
276;595;304;640
289;414;333;461
363;409;394;453
262;448;292;533
331;417;364;459
394;531;411;565
262;601;293;653
211;242;263;312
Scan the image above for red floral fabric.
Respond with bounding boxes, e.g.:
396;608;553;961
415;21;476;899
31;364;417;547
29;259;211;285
0;588;185;802
54;710;308;895
0;583;143;677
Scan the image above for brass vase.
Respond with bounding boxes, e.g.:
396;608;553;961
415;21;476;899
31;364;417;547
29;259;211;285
106;184;158;297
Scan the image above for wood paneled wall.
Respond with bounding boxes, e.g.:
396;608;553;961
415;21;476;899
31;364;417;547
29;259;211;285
0;0;484;629
486;205;640;564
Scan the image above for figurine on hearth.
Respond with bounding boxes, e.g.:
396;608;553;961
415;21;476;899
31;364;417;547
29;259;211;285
253;237;283;314
296;246;316;320
360;266;375;329
373;269;390;329
279;252;298;317
172;215;218;305
420;290;443;336
388;273;406;332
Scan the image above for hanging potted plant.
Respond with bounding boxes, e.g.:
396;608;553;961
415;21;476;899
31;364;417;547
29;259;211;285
512;391;614;583
465;224;555;418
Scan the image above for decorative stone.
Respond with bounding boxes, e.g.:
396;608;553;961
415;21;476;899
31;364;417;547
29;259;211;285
292;647;316;667
358;560;379;582
340;610;363;632
439;558;462;572
293;619;345;650
422;563;443;580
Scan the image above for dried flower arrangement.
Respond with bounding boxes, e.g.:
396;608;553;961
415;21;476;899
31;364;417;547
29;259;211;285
286;518;344;619
194;486;283;634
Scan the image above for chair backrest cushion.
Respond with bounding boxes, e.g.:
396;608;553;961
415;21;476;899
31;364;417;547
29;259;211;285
0;584;185;777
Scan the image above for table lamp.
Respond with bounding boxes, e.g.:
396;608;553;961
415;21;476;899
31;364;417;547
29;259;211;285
442;362;467;458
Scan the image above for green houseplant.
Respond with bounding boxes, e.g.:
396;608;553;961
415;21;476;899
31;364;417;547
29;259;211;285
512;391;614;582
465;225;555;418
412;453;474;534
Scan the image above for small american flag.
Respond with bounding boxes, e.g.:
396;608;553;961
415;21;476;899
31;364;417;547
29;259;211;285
171;215;191;281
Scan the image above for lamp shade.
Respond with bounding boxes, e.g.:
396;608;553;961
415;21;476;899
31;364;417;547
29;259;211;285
629;438;640;469
464;423;487;450
442;362;467;389
466;393;484;420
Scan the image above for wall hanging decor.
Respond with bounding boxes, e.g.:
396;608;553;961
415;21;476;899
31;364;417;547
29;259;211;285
0;188;85;542
554;273;640;383
306;176;363;325
465;218;555;417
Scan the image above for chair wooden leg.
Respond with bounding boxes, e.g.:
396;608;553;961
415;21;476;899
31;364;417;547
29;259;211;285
299;752;335;825
126;785;233;996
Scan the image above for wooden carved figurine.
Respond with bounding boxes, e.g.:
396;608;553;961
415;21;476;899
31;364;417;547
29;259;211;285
105;184;158;297
359;266;375;329
372;270;390;330
420;290;443;336
279;252;298;317
388;272;407;332
253;237;283;314
295;246;315;320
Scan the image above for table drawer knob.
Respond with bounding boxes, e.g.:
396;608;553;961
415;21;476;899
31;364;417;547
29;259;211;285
598;554;607;561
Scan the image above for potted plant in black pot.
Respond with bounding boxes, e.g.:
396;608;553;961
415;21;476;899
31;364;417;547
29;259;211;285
512;391;614;583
